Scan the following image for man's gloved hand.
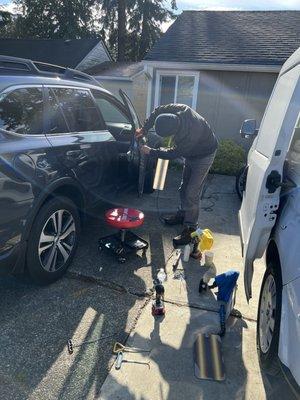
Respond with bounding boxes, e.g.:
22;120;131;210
135;128;145;139
140;145;152;155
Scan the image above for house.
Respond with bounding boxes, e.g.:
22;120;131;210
143;11;300;143
0;38;112;71
85;61;149;121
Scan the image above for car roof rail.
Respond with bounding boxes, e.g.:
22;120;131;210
0;55;103;87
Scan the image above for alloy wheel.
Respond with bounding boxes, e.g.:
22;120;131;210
259;274;277;354
38;209;76;272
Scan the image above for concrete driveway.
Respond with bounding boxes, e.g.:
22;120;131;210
0;171;296;399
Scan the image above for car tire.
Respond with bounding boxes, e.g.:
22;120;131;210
26;196;80;285
257;262;282;375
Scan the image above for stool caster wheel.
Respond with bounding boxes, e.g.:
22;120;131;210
118;257;126;263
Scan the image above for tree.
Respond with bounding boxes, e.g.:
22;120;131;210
12;0;99;39
98;0;176;61
1;0;177;61
0;10;12;28
117;0;126;61
97;0;126;61
0;10;15;37
129;0;176;60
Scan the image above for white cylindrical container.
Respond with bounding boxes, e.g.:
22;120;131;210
202;251;216;284
203;264;217;284
183;244;191;262
153;159;169;190
157;268;167;283
204;251;214;266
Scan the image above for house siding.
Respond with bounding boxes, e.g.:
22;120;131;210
132;73;148;122
76;42;111;71
96;79;133;100
96;73;148;123
197;70;277;145
148;67;277;146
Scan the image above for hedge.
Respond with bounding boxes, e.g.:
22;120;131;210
211;139;246;176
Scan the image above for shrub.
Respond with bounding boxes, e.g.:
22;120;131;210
211;139;246;176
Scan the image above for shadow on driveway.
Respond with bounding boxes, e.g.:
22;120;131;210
0;172;296;400
0;273;146;400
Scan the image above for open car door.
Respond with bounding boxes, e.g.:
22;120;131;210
239;65;300;301
119;90;147;197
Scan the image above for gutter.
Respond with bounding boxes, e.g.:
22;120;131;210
94;75;133;82
95;66;145;82
142;60;281;73
93;67;148;82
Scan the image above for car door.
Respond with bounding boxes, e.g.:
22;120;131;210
44;86;117;204
119;90;141;129
239;64;300;301
0;85;52;254
119;90;148;196
90;89;133;155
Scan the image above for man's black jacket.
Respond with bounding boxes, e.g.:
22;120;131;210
143;104;218;160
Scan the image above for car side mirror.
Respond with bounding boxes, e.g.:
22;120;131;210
240;119;259;139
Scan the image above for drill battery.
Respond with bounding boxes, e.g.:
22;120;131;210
152;281;165;316
152;299;165;316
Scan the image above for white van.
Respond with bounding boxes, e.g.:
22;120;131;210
239;47;300;394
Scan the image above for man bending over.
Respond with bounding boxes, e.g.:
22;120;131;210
136;103;218;246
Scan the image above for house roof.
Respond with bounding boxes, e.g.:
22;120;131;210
281;46;300;76
145;11;300;66
0;38;103;68
85;61;144;78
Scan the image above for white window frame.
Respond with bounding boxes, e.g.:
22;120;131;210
154;70;200;109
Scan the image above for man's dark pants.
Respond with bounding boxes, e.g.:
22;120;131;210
179;152;216;228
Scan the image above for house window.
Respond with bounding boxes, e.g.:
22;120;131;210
155;72;199;109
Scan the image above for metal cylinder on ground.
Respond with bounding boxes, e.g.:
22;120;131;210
183;244;191;262
153;158;169;191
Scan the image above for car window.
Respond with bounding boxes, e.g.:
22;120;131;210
52;88;105;132
92;91;130;125
0;87;43;135
47;89;69;134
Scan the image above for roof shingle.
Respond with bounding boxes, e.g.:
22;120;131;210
145;11;300;66
0;38;100;68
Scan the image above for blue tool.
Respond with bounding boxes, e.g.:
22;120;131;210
208;270;240;336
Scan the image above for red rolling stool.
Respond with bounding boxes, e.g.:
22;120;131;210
98;208;149;263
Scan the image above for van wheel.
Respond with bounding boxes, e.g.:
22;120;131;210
257;262;282;375
235;166;247;200
26;197;80;285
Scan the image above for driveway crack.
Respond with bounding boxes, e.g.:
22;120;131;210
66;270;256;322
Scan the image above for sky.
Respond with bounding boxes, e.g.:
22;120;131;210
1;0;300;24
1;0;300;12
176;0;300;12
